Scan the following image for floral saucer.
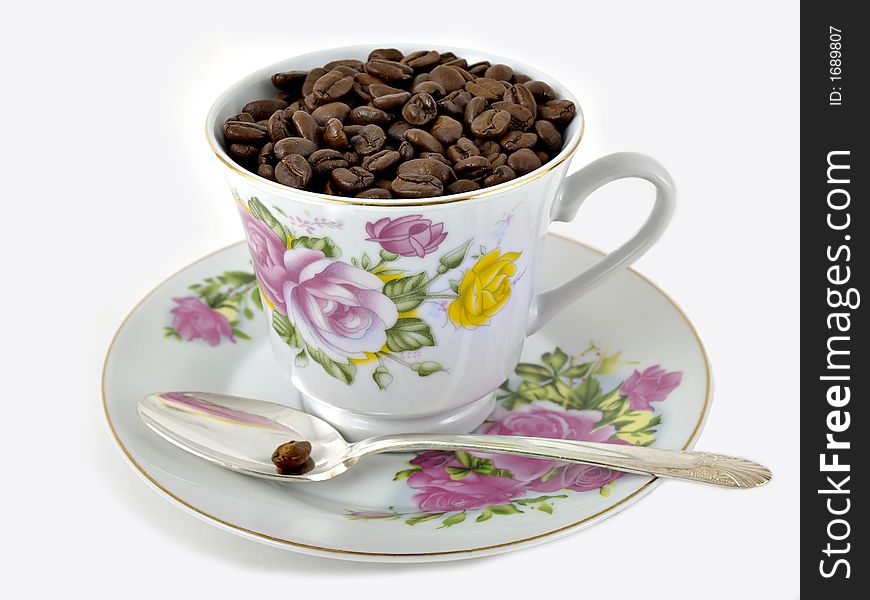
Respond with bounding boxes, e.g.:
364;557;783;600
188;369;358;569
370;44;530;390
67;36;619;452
103;234;710;562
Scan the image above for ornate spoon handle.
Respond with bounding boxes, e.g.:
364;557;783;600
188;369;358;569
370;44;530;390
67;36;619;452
351;434;771;489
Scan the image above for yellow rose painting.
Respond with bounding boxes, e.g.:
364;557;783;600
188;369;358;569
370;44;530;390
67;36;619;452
448;249;522;329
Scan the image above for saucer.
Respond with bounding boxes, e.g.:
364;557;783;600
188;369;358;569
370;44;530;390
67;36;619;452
103;233;710;562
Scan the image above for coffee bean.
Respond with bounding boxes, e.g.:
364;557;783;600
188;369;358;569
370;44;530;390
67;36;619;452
369;83;405;97
301;68;327;97
402;92;438;126
290;110;319;142
442;57;468;69
258;142;275;164
224;121;268;143
275;154;312;189
350;106;391;126
401;50;441;69
268;110;292;142
332;167;374;193
228;143;259;162
446;179;481;194
499;131;538;152
365;59;413;81
368;48;404;62
242;98;288;121
362;149;401;173
403;128;444;154
271;71;308;92
477;140;501;161
391;173;443;198
485;63;513;82
398;158;454;183
514;73;532;84
465;78;507;102
387;121;412;143
439;90;472;116
503;83;537;119
351;124;386;156
342;124;364;136
312;70;354;103
398;141;415;161
303;94;319;112
257;163;275;180
430;115;464;145
470;109;511;138
429;65;466;93
322;118;348;149
412;81;446;98
454;155;491;179
466;61;491;76
464;96;488;128
373;91;411;112
491;101;534;131
311;102;350;126
356;188;392;199
325;58;364;71
309;149;349;175
536;150;551;163
274;137;318;159
483;165;516;187
447;137;480;163
526;80;556;102
492;153;508;168
539;99;576;125
227;112;255;124
419;152;452;166
342;151;360;166
506;148;542;175
534;120;562;151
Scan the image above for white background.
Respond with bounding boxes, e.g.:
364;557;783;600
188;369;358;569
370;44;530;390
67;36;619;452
1;1;798;597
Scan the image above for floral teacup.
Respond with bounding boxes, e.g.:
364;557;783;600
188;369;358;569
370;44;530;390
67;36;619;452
206;45;676;440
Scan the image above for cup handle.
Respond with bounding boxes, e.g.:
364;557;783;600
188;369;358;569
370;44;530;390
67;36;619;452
526;152;676;335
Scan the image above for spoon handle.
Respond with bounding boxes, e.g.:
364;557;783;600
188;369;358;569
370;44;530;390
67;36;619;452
351;434;771;489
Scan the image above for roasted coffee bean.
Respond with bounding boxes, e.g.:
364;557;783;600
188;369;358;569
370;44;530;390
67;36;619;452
430;115;464;145
470;109;511;138
402;92;438;126
485;63;513;82
401;50;441;69
362;149;401;173
271;71;308;92
373;91;411;111
242;98;288;121
364;59;413;81
323;118;348;149
272;441;312;470
275;154;312;189
258;142;275;165
506;148;542;175
325;58;364;71
368;48;404;62
412;81;446;98
439;90;472;116
465;78;507;101
398;158;454;183
351;124;386;156
483;165;516;187
228;143;259;162
291;110;319;142
309;149;349;175
356;188;392;199
539;99;576;125
331;166;374;193
226;49;576;196
447;137;480;163
503;83;537;119
534;120;562;151
350;106;391;126
302;68;327;96
454;155;492;179
224;121;268;143
391;173;443;198
311;102;350;126
274;137;318;159
268;110;292;142
312;70;354;103
499;131;538;152
464;96;488;127
429;65;466;93
403;128;444;154
492;101;534;131
446;179;480;194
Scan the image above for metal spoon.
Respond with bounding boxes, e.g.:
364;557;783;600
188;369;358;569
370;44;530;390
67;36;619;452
138;391;771;489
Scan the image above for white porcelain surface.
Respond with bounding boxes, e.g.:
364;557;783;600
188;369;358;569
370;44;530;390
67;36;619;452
206;45;676;438
103;235;710;562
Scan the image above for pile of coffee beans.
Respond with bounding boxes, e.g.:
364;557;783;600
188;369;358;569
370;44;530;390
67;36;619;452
222;49;577;199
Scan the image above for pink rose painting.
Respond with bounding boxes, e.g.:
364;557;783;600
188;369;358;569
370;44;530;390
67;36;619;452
239;207;291;313
282;247;398;361
365;215;447;258
170;297;235;347
620;365;683;411
408;464;527;512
